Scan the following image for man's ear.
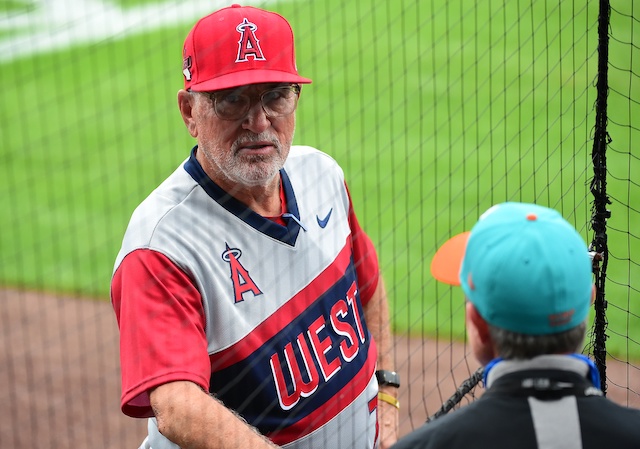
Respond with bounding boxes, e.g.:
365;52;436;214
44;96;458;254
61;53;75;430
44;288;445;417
177;89;198;137
466;301;495;365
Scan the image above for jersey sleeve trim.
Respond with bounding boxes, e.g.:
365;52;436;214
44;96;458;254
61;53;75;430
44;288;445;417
346;184;379;305
111;249;211;418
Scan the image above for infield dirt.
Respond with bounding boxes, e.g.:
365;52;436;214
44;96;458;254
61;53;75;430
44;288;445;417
1;288;638;448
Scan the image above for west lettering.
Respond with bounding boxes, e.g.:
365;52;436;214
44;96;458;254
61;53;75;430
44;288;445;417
269;333;319;410
308;316;341;381
269;281;367;411
329;299;360;362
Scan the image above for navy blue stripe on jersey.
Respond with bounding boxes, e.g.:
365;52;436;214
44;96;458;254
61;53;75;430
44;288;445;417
208;258;372;435
184;146;302;245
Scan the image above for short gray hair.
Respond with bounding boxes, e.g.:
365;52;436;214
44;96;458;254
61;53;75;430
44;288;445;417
488;321;586;359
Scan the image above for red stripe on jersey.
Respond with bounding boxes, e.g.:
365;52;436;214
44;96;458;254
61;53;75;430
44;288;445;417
371;394;380;448
368;396;378;414
345;183;379;305
210;238;355;371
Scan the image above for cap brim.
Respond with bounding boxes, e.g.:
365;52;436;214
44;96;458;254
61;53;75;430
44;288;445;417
190;70;312;92
430;231;471;286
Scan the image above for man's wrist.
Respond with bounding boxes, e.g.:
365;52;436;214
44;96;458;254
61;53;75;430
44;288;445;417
377;391;400;409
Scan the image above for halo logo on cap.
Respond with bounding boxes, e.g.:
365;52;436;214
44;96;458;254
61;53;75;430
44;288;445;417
236;18;266;62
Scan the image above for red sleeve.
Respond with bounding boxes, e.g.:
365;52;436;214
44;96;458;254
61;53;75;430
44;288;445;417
111;249;210;418
346;184;379;305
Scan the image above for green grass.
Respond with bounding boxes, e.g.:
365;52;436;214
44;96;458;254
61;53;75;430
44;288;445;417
1;0;638;360
108;0;170;8
0;0;35;14
0;23;193;294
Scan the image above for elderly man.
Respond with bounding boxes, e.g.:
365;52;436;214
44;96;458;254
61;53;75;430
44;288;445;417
111;4;398;449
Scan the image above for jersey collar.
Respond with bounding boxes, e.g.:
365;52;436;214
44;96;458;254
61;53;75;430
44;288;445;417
183;146;302;246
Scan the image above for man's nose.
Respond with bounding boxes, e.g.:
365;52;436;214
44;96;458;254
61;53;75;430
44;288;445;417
242;102;271;133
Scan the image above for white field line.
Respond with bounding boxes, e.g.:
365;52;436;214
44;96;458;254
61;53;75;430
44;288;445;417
0;0;278;62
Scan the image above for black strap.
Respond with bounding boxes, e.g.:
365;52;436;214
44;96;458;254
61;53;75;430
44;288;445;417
488;370;603;400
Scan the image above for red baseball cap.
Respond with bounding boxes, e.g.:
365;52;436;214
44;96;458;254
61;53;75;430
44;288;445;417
182;4;312;91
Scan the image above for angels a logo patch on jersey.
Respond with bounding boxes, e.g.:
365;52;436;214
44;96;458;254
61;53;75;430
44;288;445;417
236;18;266;62
222;243;263;303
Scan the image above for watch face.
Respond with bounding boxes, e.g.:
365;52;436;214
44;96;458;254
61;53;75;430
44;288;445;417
376;370;400;387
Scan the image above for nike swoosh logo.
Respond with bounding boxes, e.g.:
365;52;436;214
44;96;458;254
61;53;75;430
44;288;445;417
316;208;333;228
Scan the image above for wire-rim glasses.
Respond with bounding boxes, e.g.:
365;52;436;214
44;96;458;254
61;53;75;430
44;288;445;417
199;84;301;121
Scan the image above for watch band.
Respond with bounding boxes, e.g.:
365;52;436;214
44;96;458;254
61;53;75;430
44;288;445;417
375;369;400;388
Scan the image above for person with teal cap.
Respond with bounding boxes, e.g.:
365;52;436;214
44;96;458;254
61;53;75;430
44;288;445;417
392;202;640;449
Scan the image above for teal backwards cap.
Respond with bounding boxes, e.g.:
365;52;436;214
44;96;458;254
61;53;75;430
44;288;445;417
430;202;593;335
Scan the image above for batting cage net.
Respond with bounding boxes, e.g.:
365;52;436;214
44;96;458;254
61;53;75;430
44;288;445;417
0;1;638;448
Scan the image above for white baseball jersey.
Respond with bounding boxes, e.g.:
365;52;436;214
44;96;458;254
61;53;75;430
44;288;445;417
112;145;381;449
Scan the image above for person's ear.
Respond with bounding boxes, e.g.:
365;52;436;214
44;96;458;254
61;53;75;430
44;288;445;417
590;284;596;305
177;89;198;138
466;301;495;365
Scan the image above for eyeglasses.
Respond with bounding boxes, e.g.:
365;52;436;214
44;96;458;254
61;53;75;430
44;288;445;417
199;84;301;121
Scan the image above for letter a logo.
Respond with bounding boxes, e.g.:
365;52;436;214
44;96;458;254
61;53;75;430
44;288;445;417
222;244;262;303
236;18;266;62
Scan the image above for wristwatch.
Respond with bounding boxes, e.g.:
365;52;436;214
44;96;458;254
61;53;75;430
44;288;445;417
375;369;400;388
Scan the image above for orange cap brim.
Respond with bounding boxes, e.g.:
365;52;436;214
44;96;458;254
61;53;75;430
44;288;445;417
430;231;471;286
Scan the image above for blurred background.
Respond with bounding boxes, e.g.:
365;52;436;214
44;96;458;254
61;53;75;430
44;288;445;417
0;1;638;447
